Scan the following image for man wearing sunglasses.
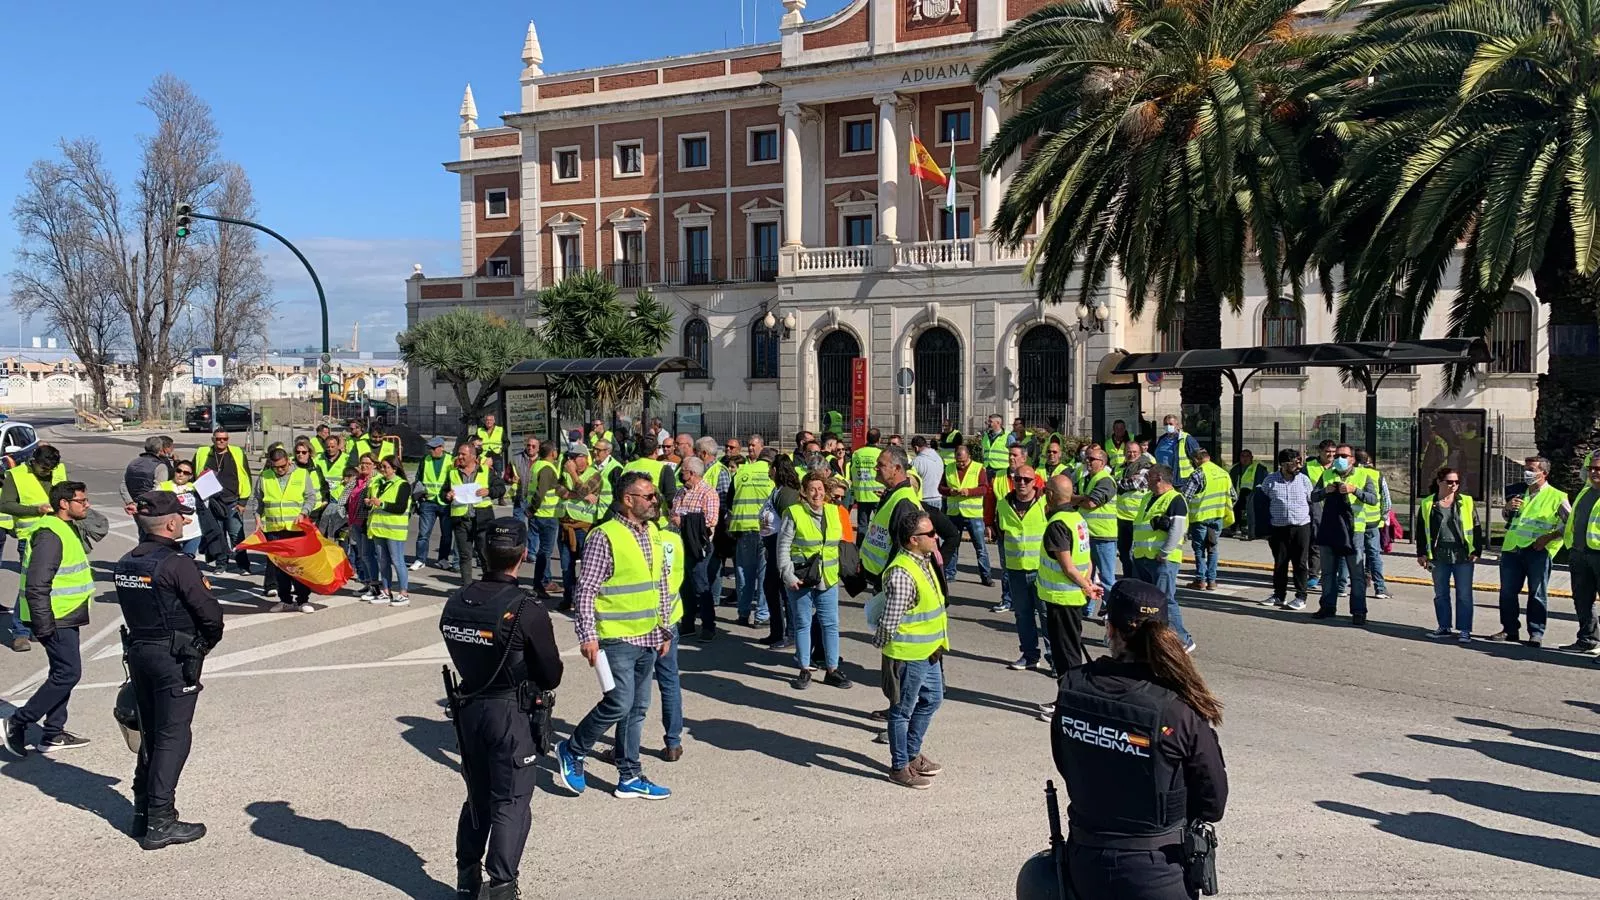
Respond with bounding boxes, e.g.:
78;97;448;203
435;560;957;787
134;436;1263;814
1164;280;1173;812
195;428;254;575
1561;460;1600;656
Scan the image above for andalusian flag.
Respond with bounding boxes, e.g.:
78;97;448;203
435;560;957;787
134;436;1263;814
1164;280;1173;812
944;142;956;213
908;136;948;189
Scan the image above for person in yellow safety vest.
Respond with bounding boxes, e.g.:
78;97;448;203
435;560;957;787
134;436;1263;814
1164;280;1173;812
517;443;562;598
1559;458;1600;654
1490;455;1571;648
410;437;455;571
291;440;330;519
0;445;68;545
861;446;923;581
590;440;623;513
195;428;254;575
871;508;949;790
1416;466;1483;643
938;443;993;587
1071;445;1121;607
1229;449;1267;539
1308;443;1378;624
622;434;676;524
365;456;413;606
1039;440;1071;481
729;448;775;626
586;419;615;451
555;471;679;801
366;423;402;468
347;419;373;460
1303;440;1337;591
443;443;506;588
1039;474;1103;673
1152;414;1201;483
5;479;95;754
989;443;1033;614
254;447;318;613
851;427;886;534
309;423;332;459
475;413;506;465
778;471;851;690
937;418;964;467
996;465;1049;672
1114;440;1153;579
980;414;1009;479
1352;448;1393;599
1184;448;1235;593
157;459;206;558
315;434;353;504
1131;464;1195;651
1105;419;1132;471
556;442;604;611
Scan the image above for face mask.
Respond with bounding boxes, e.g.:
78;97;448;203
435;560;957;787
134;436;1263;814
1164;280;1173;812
1523;470;1539;485
1333;457;1351;474
1165;424;1177;434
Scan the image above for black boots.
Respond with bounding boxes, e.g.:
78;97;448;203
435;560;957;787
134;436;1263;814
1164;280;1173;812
485;882;521;900
456;863;482;899
139;803;206;850
129;792;148;839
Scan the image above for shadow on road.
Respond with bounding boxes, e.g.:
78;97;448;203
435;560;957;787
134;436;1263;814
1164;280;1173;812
1408;734;1599;784
246;799;452;898
1455;716;1600;754
686;716;881;779
1566;699;1600;715
1;754;134;837
1356;772;1599;839
396;714;460;775
1317;800;1600;880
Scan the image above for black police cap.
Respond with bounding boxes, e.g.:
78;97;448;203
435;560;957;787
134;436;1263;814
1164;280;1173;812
1104;579;1168;631
485;516;527;550
135;490;187;517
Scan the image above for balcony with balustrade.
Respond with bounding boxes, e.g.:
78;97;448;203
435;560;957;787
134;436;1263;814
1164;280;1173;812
779;236;1038;278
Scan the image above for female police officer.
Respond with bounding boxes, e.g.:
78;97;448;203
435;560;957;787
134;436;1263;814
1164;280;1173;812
1049;578;1227;899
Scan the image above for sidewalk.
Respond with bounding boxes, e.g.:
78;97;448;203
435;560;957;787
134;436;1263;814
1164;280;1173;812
1209;534;1573;599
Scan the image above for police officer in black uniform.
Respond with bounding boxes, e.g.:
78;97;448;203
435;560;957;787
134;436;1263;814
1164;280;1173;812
116;490;225;850
440;517;563;900
1048;579;1228;899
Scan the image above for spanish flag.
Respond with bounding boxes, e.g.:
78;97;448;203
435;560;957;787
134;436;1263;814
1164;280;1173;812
908;136;948;188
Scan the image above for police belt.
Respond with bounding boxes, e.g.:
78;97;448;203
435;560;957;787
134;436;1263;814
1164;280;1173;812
125;625;196;643
456;685;520;704
1069;824;1185;851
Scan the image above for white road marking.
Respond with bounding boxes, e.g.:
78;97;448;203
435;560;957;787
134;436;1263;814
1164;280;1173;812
3;618;125;697
85;593;364;661
201;604;443;673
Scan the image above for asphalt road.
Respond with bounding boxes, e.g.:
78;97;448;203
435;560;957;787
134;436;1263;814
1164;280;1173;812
1;425;1595;899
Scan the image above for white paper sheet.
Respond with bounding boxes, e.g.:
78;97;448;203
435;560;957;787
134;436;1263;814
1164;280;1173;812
194;470;224;500
451;481;482;508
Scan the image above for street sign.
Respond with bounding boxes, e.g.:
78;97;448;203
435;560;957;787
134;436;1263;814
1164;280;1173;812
894;366;916;389
897;386;912;396
375;376;389;391
193;354;224;387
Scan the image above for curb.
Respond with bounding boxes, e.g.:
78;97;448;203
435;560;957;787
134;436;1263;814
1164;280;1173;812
1214;557;1574;601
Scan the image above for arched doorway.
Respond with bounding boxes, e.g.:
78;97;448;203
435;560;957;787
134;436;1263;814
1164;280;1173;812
1017;324;1071;432
913;327;961;434
816;330;860;438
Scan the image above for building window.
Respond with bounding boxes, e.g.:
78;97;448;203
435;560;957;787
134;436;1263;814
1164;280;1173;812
614;230;647;287
750;319;780;380
749;221;779;281
614;140;643;177
483;188;509;219
844;214;874;247
1260;300;1305;374
680;134;710;171
683;226;712;284
1376;310;1415;374
936;106;972;145
1158;304;1185;353
749;127;779;164
682;317;710;379
486;257;511;277
937;206;972;240
556;233;582;277
842;116;874;155
553;148;581;182
1487;292;1533;374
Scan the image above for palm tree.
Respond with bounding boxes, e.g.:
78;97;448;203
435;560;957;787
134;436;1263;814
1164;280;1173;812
1316;0;1600;484
977;0;1331;416
396;308;541;430
532;269;674;415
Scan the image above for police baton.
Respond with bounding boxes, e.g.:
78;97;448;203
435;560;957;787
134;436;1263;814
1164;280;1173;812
442;666;478;829
1046;780;1070;900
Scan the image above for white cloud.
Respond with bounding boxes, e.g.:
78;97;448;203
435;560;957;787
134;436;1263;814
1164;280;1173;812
261;237;458;351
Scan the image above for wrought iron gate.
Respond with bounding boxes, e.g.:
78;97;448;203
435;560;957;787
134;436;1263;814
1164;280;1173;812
1017;324;1071;432
817;330;859;435
913;327;962;435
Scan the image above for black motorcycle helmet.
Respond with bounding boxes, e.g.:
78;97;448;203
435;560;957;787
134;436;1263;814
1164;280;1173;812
113;679;141;754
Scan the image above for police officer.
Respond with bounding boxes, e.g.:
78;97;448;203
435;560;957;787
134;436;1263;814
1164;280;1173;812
1048;579;1228;900
116;490;226;850
440;517;563;900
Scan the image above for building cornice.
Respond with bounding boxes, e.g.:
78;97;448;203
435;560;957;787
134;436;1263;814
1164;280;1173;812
504;85;782;129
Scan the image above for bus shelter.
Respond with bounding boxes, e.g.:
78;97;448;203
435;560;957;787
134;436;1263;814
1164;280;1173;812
494;355;699;444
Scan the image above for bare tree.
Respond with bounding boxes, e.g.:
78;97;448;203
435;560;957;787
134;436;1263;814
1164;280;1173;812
193;162;273;398
8;160;127;409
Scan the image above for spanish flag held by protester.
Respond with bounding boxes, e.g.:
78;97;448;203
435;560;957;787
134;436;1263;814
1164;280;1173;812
908;136;948;188
237;521;354;594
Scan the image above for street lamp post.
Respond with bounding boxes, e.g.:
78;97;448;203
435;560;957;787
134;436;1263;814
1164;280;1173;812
179;208;332;417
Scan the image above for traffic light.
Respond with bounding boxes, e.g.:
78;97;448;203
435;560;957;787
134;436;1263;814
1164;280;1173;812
174;202;193;238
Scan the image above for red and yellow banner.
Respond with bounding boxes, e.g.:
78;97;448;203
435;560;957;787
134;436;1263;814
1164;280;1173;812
908;136;948;188
237;520;355;595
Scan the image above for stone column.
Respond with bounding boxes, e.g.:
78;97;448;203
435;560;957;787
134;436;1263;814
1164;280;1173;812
875;94;900;243
781;103;805;247
980;85;1002;235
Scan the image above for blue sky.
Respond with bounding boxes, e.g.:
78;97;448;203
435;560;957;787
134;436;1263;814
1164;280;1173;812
0;0;851;351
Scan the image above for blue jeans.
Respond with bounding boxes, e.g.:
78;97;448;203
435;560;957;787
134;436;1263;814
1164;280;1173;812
886;656;944;771
349;529;377;584
560;528;587;606
1431;560;1474;634
528;516;558;588
790;584;840;670
942;516;992;583
1497;548;1550;640
1319;542;1367;616
374;537;408;593
1189;520;1220;584
613;626;682;751
7;604;29;640
13;627;81;739
735;531;767;621
1363;527;1388;593
571;640;657;781
1134;558;1190;645
179;536;201;557
414;499;453;564
996;533;1012;604
1006;569;1042;662
1089;538;1118;602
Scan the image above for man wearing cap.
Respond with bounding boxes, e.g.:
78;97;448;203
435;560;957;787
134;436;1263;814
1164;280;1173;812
590;439;623;515
412;437;455;571
439;517;563;899
112;490;225;849
555;442;603;611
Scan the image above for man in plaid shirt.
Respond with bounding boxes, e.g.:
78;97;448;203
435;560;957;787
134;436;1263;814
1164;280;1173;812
555;472;677;800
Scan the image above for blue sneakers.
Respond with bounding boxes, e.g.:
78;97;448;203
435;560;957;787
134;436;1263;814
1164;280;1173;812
613;776;671;800
1306;576;1320;590
555;740;587;795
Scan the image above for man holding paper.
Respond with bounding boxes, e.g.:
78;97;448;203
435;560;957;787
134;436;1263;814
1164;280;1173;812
555;471;676;801
444;443;505;586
